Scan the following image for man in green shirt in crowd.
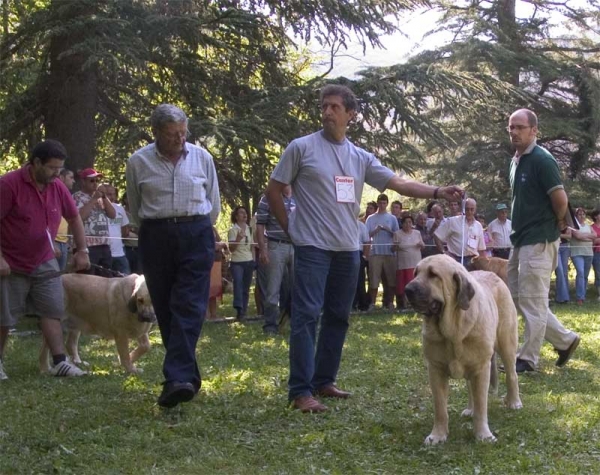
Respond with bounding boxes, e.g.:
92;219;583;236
507;108;580;373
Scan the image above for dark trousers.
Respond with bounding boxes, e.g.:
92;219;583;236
86;244;112;276
124;246;142;274
353;251;370;310
289;246;359;400
139;216;214;390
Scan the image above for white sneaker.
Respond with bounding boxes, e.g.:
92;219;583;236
49;360;87;377
0;359;8;380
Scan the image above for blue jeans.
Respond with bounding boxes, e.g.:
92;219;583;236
111;255;131;275
258;241;294;331
139;216;214;390
571;255;592;301
230;260;254;316
289;246;359;401
593;252;600;288
55;241;69;271
554;244;570;303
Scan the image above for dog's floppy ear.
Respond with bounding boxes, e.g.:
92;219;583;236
453;271;475;310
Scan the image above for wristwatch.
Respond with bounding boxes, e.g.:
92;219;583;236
76;248;89;254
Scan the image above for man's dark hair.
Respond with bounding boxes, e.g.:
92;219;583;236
377;193;389;203
320;84;358;112
29;139;68;164
392;200;402;208
366;201;377;209
591;209;600;220
59;168;73;178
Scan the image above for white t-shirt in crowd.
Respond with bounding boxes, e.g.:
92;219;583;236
488;218;512;248
108;203;129;258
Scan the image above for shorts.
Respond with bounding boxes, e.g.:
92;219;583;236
0;259;64;327
368;255;396;289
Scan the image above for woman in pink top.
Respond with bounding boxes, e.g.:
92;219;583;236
393;214;424;311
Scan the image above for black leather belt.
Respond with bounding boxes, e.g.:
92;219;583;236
267;236;292;244
144;215;207;224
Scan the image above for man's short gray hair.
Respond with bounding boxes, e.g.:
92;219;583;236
151;104;188;130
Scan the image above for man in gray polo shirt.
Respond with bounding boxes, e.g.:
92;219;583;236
266;84;463;413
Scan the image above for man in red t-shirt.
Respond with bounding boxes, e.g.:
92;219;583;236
0;140;90;379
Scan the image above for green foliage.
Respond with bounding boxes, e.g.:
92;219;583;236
390;0;600;206
1;303;599;474
0;0;423;209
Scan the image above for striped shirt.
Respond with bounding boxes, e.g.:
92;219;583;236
255;193;296;242
126;142;220;225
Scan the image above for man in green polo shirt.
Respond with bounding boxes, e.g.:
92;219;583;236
507;108;580;373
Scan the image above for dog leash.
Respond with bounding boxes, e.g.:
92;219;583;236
461;192;467;265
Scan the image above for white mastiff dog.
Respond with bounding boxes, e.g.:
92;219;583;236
40;273;156;374
405;255;522;444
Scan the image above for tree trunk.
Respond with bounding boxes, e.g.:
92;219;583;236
43;0;98;173
496;0;519;86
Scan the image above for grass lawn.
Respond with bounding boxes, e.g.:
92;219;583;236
1;300;599;474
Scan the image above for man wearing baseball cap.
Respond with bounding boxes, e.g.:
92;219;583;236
72;168;116;274
488;203;512;259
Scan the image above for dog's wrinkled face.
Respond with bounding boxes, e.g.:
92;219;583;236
127;276;157;323
405;255;475;317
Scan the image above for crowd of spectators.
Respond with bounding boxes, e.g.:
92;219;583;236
352;197;600;313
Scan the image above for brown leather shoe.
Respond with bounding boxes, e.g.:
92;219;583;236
315;385;352;399
291;396;328;413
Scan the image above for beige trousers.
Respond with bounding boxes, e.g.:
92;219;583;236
507;240;576;368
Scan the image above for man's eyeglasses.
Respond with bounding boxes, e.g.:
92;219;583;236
506;125;532;132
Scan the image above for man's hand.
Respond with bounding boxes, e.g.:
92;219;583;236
73;251;91;272
259;248;270;266
438;186;464;202
0;256;10;276
54;244;62;258
92;188;105;200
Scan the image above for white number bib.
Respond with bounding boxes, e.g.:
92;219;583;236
335;176;355;203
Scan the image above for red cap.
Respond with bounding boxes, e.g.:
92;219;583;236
78;168;103;179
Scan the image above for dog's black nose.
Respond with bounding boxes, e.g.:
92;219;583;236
405;284;416;302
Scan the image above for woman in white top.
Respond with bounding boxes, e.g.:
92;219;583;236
393;214;424;310
570;208;596;304
228;206;255;320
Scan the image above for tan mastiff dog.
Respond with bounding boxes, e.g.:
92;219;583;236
467;255;509;285
40;273;155;374
405;255;522;444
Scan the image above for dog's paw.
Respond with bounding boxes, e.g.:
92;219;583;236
475;432;497;443
504;397;523;410
461;408;474;418
424;433;447;445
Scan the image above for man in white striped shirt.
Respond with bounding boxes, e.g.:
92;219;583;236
126;104;220;408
